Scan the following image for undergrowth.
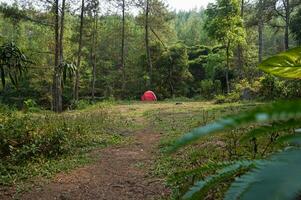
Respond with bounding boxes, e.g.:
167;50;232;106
0;102;131;186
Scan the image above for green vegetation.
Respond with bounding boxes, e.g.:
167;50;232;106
167;47;301;199
0;103;130;185
1;0;301;199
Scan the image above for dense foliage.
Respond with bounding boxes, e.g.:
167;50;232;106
0;0;300;109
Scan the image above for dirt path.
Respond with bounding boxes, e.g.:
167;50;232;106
6;129;169;200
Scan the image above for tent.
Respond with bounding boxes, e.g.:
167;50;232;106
141;90;157;101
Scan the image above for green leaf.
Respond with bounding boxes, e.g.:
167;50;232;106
259;47;301;79
225;148;301;200
183;160;258;200
240;119;301;143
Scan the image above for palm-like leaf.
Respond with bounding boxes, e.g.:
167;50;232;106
0;42;31;88
183;160;260;200
225;148;301;200
61;62;76;83
259;47;301;79
240;119;301;143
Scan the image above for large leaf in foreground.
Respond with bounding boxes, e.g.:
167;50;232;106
183;160;260;200
259;47;301;79
169;101;301;151
225;148;301;200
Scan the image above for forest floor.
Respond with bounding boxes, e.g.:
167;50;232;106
17;131;169;200
0;101;257;200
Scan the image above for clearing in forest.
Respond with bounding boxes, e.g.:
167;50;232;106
0;101;255;200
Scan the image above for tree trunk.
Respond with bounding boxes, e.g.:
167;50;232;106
52;0;62;112
74;0;85;101
92;10;98;101
258;0;264;63
121;0;126;94
241;0;244;17
145;0;153;87
236;0;245;77
226;40;231;94
284;0;290;50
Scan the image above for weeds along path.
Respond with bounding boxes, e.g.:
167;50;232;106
17;103;170;200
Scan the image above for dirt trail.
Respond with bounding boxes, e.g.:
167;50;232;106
5;129;169;200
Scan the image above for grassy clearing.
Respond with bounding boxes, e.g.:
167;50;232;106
1;100;270;200
138;101;270;199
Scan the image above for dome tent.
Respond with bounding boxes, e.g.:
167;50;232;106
141;91;157;101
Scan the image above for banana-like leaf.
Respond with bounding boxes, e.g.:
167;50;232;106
259;47;301;79
169;101;301;152
225;148;301;200
0;42;30;88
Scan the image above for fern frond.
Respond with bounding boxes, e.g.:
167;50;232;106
182;160;260;200
170;160;247;185
240;119;301;143
275;133;301;146
225;148;301;200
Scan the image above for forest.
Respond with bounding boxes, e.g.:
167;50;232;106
1;0;301;199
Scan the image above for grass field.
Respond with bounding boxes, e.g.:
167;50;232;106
1;101;268;199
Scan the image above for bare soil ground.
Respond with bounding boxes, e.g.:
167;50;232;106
2;129;169;200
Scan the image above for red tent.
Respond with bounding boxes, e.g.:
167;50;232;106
141;91;157;101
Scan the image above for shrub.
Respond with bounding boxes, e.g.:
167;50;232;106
70;99;92;110
258;75;286;100
23;99;40;112
214;92;240;104
234;79;261;100
0;113;73;163
199;79;222;99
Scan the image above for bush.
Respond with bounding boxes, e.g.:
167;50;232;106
258;75;286;100
199;79;222;99
70;99;92;110
214;92;240;104
23;99;41;112
0;112;73;163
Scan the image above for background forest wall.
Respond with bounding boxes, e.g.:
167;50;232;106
0;0;301;110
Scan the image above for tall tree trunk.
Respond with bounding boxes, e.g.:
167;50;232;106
226;40;231;94
52;0;62;112
258;0;264;63
91;11;98;101
241;0;244;17
121;0;126;94
236;0;245;77
145;0;152;87
74;0;85;101
284;0;290;50
258;19;264;63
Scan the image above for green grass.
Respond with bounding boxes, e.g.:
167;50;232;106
1;100;270;200
140;101;270;199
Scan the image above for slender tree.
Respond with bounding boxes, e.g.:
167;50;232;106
121;0;126;93
74;0;85;101
205;0;245;93
145;0;153;86
258;0;264;62
274;0;301;50
89;0;99;100
52;0;63;112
